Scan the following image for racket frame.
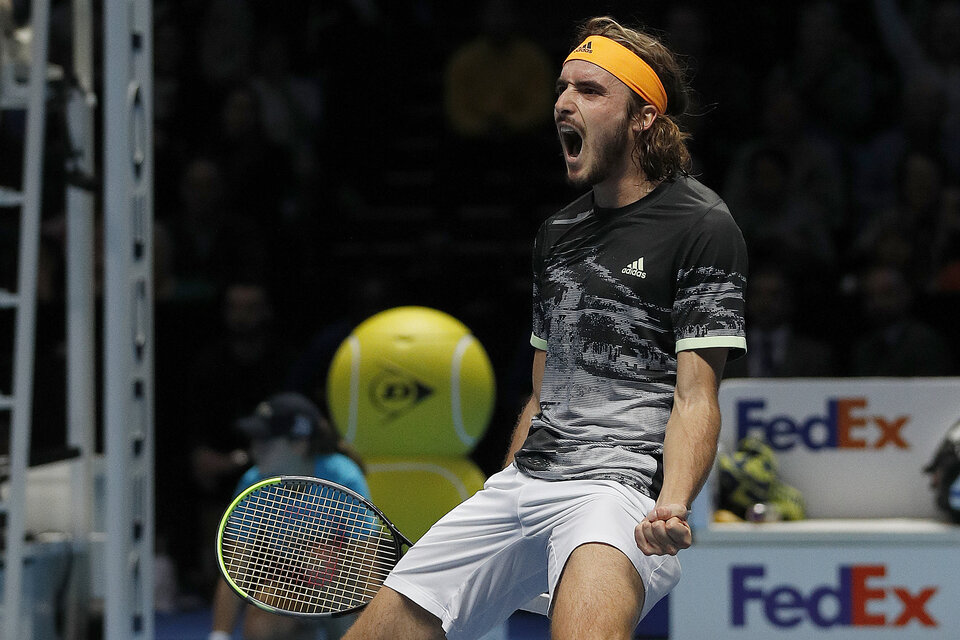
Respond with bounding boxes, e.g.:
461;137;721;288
216;475;413;618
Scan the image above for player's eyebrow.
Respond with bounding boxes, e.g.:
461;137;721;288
556;78;607;95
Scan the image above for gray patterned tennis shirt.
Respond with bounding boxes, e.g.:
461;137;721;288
514;175;747;499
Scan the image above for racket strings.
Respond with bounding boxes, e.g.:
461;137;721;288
228;500;391;611
221;481;402;614
223;488;394;612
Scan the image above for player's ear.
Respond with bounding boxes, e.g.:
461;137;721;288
633;105;658;132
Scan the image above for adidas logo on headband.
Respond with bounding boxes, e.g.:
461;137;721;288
572;41;593;54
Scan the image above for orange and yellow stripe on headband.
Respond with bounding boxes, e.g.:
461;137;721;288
564;36;668;114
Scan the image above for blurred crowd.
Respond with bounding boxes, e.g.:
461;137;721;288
2;0;960;603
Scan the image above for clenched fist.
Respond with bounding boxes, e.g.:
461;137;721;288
635;504;691;556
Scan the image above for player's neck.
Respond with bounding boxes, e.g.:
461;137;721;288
592;170;660;209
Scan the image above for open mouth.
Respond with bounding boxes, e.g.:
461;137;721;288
558;124;583;159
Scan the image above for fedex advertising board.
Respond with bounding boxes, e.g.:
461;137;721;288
718;379;960;518
671;541;960;639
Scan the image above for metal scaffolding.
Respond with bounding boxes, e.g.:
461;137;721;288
102;0;155;637
0;0;154;637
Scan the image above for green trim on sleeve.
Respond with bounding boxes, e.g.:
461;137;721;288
530;333;548;351
676;335;747;353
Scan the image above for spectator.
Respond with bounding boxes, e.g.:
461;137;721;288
664;3;754;182
931;186;960;291
850;264;954;376
443;0;554;140
725;145;837;276
153;6;202;214
725;265;835;378
851;149;950;285
768;2;875;139
188;281;296;492
209;392;368;640
285;274;392;409
180;280;298;593
206;84;294;223
440;0;558;211
723;82;846;233
853;76;960;220
873;0;960;134
249;33;324;158
163;156;265;298
197;0;254;89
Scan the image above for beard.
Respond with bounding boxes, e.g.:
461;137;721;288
565;112;634;190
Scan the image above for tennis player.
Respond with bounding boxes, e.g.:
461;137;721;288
343;16;747;640
210;392;369;640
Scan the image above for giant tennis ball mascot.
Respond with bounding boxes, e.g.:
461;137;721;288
326;306;495;457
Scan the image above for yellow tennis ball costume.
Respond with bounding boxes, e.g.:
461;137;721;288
326;306;495;456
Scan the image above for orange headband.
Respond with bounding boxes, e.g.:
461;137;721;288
564;36;668;114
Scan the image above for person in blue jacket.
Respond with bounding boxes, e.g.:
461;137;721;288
210;392;369;640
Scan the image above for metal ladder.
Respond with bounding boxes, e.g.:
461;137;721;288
0;0;52;638
2;2;154;638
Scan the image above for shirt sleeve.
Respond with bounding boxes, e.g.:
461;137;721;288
530;221;549;351
319;454;372;500
341;464;371;500
672;202;748;359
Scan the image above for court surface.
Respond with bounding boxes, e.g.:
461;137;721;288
154;599;669;639
155;609;549;640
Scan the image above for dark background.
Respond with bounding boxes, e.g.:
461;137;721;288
2;0;960;601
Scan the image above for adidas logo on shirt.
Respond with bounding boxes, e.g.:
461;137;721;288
621;258;646;278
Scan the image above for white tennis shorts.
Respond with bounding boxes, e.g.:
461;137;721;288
383;465;681;639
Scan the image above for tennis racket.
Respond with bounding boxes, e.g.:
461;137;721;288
216;475;412;618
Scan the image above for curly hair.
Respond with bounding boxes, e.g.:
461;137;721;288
574;17;692;181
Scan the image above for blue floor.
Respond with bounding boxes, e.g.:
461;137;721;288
155;608;551;640
156;598;668;639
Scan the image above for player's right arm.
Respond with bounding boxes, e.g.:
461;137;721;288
503;349;546;468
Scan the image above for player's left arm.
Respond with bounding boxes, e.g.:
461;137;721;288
635;347;727;556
